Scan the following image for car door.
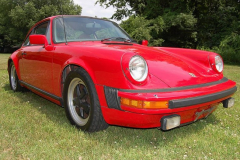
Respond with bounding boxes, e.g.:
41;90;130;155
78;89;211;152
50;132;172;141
19;21;54;94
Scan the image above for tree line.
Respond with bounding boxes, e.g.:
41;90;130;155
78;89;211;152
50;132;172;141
0;0;81;52
0;0;239;63
98;0;240;63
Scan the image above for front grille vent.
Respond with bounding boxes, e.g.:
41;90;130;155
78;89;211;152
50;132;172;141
104;86;121;110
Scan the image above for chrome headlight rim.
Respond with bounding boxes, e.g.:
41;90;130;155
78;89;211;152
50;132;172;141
129;55;148;82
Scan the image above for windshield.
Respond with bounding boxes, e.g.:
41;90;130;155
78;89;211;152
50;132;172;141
53;17;133;43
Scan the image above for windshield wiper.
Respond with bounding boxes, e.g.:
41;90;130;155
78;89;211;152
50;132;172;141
101;37;132;43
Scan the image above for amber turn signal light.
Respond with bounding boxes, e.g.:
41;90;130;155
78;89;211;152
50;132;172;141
120;98;169;109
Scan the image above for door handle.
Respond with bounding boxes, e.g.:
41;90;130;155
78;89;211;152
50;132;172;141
21;52;27;55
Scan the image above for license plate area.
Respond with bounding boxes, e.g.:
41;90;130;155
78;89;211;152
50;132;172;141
194;106;217;122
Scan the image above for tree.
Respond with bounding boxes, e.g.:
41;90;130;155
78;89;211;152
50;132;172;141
97;0;193;21
161;12;197;48
0;0;82;50
216;21;240;64
120;16;164;46
97;0;240;50
192;0;240;48
97;0;198;48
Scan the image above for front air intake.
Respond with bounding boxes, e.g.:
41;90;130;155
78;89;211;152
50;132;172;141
104;86;121;110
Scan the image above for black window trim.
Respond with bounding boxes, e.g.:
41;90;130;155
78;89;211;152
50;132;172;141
52;16;135;44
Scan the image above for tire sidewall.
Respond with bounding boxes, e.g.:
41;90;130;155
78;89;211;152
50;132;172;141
63;69;95;131
9;62;20;92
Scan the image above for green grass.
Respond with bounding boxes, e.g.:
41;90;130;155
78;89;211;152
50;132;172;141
0;53;239;159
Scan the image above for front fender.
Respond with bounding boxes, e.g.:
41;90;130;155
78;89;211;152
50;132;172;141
154;47;222;77
62;57;97;84
155;47;212;68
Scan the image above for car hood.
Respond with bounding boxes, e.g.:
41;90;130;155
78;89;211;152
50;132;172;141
101;43;222;88
68;42;222;88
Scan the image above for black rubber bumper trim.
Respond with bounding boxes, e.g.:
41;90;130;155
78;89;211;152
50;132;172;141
119;77;228;93
169;86;237;109
19;80;63;104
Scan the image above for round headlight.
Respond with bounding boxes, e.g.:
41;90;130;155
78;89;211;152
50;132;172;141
215;55;223;73
129;56;148;82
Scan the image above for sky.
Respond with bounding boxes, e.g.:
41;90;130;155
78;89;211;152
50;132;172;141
73;0;116;20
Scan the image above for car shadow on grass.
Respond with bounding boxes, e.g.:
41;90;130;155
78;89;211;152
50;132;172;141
3;83;221;148
87;114;220;148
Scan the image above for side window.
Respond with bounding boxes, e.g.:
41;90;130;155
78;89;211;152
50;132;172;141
23;36;30;46
34;23;48;35
23;21;50;46
34;22;51;44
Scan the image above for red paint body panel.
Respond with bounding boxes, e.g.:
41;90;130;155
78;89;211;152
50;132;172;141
19;46;54;94
8;15;237;129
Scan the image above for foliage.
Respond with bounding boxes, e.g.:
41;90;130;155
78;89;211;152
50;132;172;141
161;12;197;48
195;1;240;48
0;0;82;48
97;0;240;55
199;21;240;64
97;0;193;21
120;12;197;48
217;32;240;64
120;16;164;46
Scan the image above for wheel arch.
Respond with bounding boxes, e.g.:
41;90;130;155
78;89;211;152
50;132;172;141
8;56;21;80
62;64;109;131
60;61;97;98
7;58;13;74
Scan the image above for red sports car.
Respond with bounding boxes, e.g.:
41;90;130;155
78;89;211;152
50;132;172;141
8;15;237;132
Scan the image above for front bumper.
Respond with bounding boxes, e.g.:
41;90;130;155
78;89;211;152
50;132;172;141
101;77;237;129
168;86;236;108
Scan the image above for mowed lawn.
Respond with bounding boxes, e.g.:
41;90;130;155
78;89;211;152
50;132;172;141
0;53;239;160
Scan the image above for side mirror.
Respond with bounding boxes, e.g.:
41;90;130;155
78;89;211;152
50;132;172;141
30;35;48;46
29;35;54;51
141;40;148;46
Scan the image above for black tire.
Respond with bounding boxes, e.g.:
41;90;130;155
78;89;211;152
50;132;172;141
9;62;24;92
63;67;108;132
